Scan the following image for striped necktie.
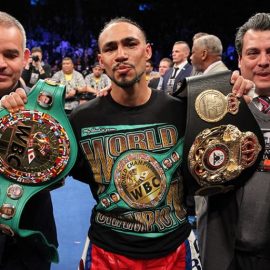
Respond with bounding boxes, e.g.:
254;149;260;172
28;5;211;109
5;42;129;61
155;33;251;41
258;96;270;114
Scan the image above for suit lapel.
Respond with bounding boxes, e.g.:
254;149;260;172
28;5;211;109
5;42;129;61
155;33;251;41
175;63;189;81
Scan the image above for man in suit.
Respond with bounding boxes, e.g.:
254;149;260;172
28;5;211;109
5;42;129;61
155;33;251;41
200;13;270;270
161;41;192;94
148;57;172;90
190;34;228;75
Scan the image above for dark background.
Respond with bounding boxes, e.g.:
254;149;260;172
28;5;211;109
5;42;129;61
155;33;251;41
1;0;270;71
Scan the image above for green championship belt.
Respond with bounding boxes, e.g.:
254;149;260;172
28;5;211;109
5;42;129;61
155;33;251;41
96;138;184;213
0;79;77;262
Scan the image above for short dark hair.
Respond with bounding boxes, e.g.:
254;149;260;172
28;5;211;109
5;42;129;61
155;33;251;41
92;62;101;68
31;47;42;54
235;13;270;56
62;57;73;63
98;17;147;50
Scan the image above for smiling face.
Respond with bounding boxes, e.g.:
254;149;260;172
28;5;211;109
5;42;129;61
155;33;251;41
98;21;152;89
238;29;270;95
0;25;29;95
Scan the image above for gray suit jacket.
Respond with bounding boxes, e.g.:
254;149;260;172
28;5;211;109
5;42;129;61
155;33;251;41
204;61;228;75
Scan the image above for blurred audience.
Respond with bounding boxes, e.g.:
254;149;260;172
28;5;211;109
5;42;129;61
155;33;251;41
161;41;192;94
145;59;159;84
4;1;254;84
78;62;111;104
51;57;85;114
148;57;173;90
22;46;51;87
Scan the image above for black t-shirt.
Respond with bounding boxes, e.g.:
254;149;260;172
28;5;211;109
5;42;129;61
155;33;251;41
69;89;191;259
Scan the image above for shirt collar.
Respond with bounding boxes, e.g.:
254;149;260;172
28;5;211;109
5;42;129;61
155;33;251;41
173;60;188;70
203;61;223;74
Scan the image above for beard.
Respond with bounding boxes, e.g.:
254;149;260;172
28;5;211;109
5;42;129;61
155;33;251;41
109;63;145;88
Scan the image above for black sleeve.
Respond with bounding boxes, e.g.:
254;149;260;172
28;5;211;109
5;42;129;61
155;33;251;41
21;68;32;85
68;112;94;184
69;148;94;184
39;64;52;79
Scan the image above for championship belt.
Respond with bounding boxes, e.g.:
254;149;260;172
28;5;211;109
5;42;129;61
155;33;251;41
96;138;184;213
174;70;265;196
0;79;77;262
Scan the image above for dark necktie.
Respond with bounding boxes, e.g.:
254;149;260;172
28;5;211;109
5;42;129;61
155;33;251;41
171;68;179;79
258;96;270;114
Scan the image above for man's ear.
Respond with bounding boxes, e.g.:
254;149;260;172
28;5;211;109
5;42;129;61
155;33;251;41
98;54;105;68
145;43;152;60
238;56;242;69
23;48;30;67
202;49;207;60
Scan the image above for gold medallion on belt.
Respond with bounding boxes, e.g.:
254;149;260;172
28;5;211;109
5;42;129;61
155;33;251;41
195;89;240;122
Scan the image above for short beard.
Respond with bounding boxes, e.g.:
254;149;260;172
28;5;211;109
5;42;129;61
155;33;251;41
109;64;145;88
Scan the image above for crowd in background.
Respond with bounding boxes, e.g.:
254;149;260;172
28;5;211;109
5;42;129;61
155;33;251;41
4;0;266;74
6;0;265;118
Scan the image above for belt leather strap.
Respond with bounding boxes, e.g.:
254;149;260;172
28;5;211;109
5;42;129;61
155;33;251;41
174;70;265;196
0;79;78;262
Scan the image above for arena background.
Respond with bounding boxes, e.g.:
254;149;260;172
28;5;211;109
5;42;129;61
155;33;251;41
2;0;270;71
